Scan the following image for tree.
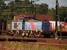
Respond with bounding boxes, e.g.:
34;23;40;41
8;0;48;15
0;0;6;19
48;8;55;20
9;0;32;14
36;3;48;14
48;6;67;21
59;6;67;21
0;0;48;20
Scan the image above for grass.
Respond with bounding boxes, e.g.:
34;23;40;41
1;41;66;50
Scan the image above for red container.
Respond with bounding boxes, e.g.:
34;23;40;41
64;23;67;32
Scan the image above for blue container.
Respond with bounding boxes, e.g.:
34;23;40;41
42;21;50;32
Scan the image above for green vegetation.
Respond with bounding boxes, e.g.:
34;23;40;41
48;7;67;21
0;0;48;21
0;0;67;22
2;41;67;50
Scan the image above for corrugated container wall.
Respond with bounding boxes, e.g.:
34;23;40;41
42;21;50;32
0;19;2;30
12;22;23;30
25;21;42;31
0;19;7;30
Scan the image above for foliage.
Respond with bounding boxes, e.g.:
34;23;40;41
48;8;55;20
0;0;67;21
59;7;67;21
36;3;48;14
0;0;6;17
0;0;48;20
48;7;67;21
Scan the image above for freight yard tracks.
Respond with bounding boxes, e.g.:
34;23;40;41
0;35;67;45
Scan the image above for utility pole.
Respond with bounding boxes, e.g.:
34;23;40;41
55;0;59;39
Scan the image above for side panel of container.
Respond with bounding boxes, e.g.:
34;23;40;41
4;20;7;30
0;19;7;30
25;21;42;31
64;23;67;32
42;21;50;32
12;22;23;30
0;19;2;30
49;21;60;31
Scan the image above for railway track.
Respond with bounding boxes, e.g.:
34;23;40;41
0;35;67;44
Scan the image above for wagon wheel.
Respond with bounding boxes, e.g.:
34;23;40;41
13;30;19;37
22;33;25;37
6;30;13;36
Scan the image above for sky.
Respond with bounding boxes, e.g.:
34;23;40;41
4;0;67;9
35;0;67;8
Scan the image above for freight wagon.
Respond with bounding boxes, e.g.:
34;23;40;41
0;19;7;35
11;20;44;37
0;19;67;38
11;20;67;38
